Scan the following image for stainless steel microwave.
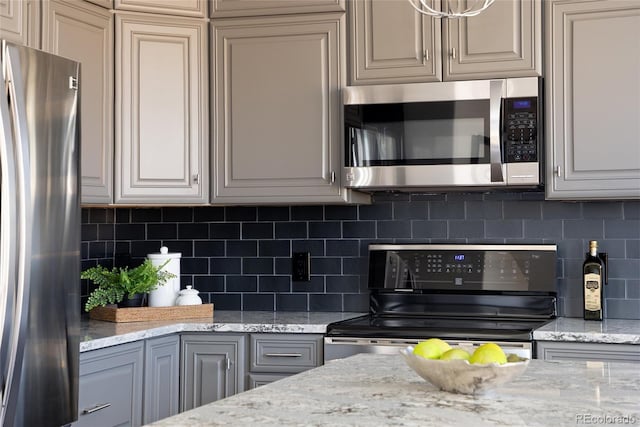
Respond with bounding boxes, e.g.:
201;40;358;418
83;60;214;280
343;77;542;191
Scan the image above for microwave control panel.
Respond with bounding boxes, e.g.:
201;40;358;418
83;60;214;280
504;97;538;162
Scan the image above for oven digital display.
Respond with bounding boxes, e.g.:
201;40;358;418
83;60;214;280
454;254;465;261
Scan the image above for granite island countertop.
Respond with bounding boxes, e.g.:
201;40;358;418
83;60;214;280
148;353;640;427
80;311;365;352
533;318;640;344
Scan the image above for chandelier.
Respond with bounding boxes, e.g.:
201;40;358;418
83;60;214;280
407;0;496;18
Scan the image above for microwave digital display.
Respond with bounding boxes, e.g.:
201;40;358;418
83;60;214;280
513;100;532;109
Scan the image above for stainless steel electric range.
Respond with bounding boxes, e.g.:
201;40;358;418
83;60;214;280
325;244;558;361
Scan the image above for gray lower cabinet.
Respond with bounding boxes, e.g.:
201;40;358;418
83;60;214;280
143;335;180;424
545;0;640;199
248;334;323;389
180;334;247;411
536;341;640;363
75;341;144;427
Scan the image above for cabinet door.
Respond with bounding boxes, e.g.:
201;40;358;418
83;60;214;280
212;13;367;204
115;12;209;204
180;334;246;412
144;335;179;424
536;341;640;363
443;0;541;80
0;0;40;48
42;0;114;205
115;0;207;17
76;342;144;427
545;0;640;199
349;0;441;85
210;0;344;18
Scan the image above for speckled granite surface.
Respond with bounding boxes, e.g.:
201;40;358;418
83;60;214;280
533;318;640;344
80;311;365;352
148;354;640;427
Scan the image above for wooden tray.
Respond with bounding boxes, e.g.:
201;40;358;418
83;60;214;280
89;304;214;323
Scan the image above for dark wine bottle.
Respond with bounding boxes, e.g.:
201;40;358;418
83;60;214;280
583;240;604;321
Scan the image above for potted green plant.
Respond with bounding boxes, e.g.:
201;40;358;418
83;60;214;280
82;259;175;312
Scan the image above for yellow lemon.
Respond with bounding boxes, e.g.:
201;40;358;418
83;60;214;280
440;348;471;361
469;343;507;365
413;338;451;359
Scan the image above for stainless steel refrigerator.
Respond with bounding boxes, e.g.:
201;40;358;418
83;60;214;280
0;41;80;426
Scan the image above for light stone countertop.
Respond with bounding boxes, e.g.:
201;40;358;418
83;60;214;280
80;311;365;352
533;318;640;344
148;354;640;427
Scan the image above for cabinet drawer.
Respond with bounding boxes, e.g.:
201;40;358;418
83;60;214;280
250;334;323;373
248;372;290;389
76;342;144;427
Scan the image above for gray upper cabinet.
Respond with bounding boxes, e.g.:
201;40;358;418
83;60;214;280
443;0;541;80
115;0;207;17
349;0;541;85
85;0;114;9
180;334;247;412
211;13;369;205
75;342;144;427
144;335;180;424
545;0;640;200
349;0;441;85
0;0;40;48
210;0;345;18
42;0;114;205
115;12;209;204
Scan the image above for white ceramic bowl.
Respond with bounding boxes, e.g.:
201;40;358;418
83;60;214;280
400;346;530;394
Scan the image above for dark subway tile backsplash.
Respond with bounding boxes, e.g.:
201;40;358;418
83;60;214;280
81;193;640;319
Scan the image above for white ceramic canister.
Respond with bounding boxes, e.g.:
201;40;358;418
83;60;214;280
175;285;202;306
147;246;181;307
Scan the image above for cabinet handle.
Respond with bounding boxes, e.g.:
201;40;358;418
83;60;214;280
192;174;200;184
330;171;336;183
555;166;561;177
451;48;456;59
423;49;429;62
225;357;232;370
264;353;303;358
82;403;111;415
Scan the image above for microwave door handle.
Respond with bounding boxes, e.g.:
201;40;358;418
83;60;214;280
489;80;505;183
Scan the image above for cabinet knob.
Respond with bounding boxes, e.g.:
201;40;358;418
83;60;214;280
192;174;200;184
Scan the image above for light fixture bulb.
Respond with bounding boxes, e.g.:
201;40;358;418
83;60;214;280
407;0;496;19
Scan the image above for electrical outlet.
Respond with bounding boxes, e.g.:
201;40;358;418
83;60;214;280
292;252;311;282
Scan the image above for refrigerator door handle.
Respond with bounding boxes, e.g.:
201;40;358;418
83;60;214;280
0;46;32;426
0;61;19;424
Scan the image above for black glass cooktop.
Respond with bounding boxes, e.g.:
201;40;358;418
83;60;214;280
326;314;552;342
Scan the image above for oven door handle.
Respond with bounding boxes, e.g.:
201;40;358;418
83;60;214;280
489;79;506;183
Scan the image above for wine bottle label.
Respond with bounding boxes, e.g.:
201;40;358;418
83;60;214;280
584;273;601;311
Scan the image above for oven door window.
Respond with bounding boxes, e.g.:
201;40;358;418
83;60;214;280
345;100;490;167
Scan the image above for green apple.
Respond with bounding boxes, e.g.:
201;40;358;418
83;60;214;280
440;348;471;361
469;343;507;365
413;338;451;359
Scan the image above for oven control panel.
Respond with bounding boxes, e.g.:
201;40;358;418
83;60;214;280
368;244;556;293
